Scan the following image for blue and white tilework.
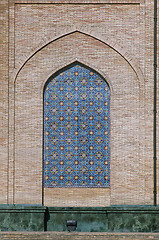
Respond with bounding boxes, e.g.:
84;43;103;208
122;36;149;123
44;64;110;187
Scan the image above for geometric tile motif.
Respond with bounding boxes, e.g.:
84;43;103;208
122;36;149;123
44;63;110;187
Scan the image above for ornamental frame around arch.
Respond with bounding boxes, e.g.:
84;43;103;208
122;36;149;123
10;30;146;206
12;30;144;87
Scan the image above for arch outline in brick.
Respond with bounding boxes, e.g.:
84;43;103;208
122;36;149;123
12;30;144;86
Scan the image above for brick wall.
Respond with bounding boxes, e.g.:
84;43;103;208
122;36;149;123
0;0;158;207
0;0;8;204
14;31;143;206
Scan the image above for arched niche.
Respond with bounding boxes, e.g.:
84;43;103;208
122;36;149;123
43;62;110;189
13;32;146;206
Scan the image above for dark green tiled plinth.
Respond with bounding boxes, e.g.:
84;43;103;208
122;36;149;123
46;207;108;232
107;206;159;232
0;205;159;232
0;205;46;231
46;206;159;232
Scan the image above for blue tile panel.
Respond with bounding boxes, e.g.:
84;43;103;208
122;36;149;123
44;64;110;188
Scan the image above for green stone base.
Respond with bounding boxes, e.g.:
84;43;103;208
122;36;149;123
46;207;108;232
0;205;47;231
0;205;159;232
46;206;159;232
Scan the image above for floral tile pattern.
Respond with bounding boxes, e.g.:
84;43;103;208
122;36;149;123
44;63;110;187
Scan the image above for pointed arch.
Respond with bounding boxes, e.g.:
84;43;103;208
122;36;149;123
13;30;144;86
43;62;110;188
42;60;113;94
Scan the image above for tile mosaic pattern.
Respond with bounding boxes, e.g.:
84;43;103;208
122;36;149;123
44;64;110;187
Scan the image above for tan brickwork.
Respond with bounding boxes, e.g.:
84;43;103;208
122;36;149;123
14;3;141;68
0;0;158;206
0;232;159;240
44;188;111;207
14;32;143;206
0;0;9;204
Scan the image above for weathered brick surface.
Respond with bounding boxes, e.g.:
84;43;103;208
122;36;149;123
0;0;158;207
14;32;143;206
0;0;8;204
1;232;159;240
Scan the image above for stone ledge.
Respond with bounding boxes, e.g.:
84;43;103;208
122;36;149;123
0;232;159;240
0;205;47;213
